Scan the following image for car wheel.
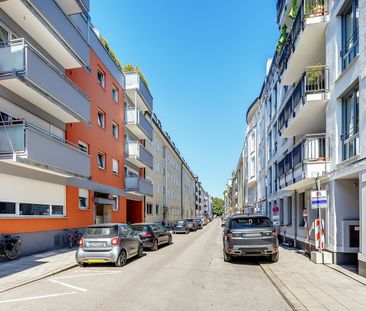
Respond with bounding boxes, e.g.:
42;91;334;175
224;252;232;263
151;239;158;251
271;252;279;263
78;262;88;268
168;235;173;245
115;250;127;267
137;244;144;258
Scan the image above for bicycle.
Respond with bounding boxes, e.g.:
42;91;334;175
0;234;21;260
67;230;83;248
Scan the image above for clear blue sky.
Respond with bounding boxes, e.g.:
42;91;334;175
90;0;279;198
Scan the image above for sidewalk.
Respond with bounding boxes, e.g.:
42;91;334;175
0;249;77;293
260;247;366;311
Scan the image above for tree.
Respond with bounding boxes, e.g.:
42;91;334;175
212;197;225;216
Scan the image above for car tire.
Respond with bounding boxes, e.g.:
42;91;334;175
115;250;127;267
271;252;279;263
168;235;173;245
137;244;144;258
224;252;232;262
78;262;88;268
151;239;158;251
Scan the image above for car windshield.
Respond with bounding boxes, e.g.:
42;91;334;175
176;221;185;225
131;225;149;233
186;219;193;222
194;219;201;222
84;226;118;237
230;218;272;229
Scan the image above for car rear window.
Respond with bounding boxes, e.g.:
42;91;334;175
230;218;272;229
131;225;149;233
176;221;185;225
84;226;118;237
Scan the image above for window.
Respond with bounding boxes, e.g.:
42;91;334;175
97;110;105;128
156;204;159;215
113;195;119;211
97;68;105;87
112;85;119;103
98;151;106;169
279;199;284;225
19;203;50;216
341;0;359;70
51;205;64;215
79;189;89;210
146;203;153;215
250;157;255;178
298;193;306;227
0;25;9;45
78;140;89;154
342;86;359;160
112;159;119;175
112;122;119;139
0;202;16;215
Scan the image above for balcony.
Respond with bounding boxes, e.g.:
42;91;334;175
280;0;328;84
125;108;153;141
0;39;90;124
125;72;153;112
125;142;153;169
0;120;90;177
55;0;90;15
0;0;89;69
277;134;328;190
125;176;153;197
278;66;328;138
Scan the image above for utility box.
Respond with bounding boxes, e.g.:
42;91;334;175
311;251;333;264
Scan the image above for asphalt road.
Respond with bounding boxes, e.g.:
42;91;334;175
0;219;291;311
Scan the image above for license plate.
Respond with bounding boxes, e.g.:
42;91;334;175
87;259;108;263
87;242;105;247
243;233;261;238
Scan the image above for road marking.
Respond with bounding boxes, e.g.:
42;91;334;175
0;292;77;304
53;271;123;280
50;279;87;292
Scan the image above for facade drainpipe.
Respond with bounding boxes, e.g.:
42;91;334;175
180;163;184;219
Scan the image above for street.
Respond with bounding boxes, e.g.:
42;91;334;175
0;220;290;311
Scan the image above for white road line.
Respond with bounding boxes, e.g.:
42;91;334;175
50;279;87;292
53;271;123;280
0;292;77;304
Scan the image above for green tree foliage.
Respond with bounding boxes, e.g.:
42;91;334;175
212;197;225;216
99;36;122;70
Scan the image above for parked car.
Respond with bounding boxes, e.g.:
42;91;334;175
76;223;143;267
173;220;190;234
131;223;172;251
222;215;279;263
185;218;198;231
163;223;174;234
193;218;203;229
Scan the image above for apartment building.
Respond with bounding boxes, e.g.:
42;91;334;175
230;0;365;274
145;114;197;224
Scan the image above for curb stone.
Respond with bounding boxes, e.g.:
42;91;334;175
0;263;77;294
260;263;308;311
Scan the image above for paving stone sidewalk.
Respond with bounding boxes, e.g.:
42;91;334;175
260;247;366;311
0;249;77;293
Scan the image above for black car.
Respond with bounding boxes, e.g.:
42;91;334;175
173;220;190;234
131;223;172;251
193;218;203;229
223;215;279;262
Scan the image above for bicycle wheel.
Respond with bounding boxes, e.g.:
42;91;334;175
68;235;74;248
5;240;21;260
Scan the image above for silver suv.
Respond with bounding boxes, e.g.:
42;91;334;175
223;215;279;262
76;223;143;267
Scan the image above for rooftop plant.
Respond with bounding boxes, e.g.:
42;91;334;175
122;64;150;91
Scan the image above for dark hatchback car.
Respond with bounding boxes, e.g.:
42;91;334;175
173;220;190;234
193;218;203;229
185;218;198;231
131;223;172;251
223;215;279;263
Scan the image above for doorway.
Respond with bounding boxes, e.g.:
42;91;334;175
95;204;112;224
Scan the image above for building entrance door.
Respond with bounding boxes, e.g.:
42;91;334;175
95;204;112;224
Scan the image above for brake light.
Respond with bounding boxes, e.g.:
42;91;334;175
272;230;278;237
226;231;233;239
78;238;84;246
142;233;152;238
111;237;120;245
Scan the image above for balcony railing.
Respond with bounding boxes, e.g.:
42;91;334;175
342;132;359;161
125;72;153;112
125;141;153;169
276;0;287;24
277;134;327;189
125;176;153;197
125;108;153;141
278;65;328;131
341;29;359;70
0;39;90;123
0;120;90;177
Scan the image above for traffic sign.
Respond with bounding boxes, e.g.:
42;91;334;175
311;190;328;209
272;205;280;215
